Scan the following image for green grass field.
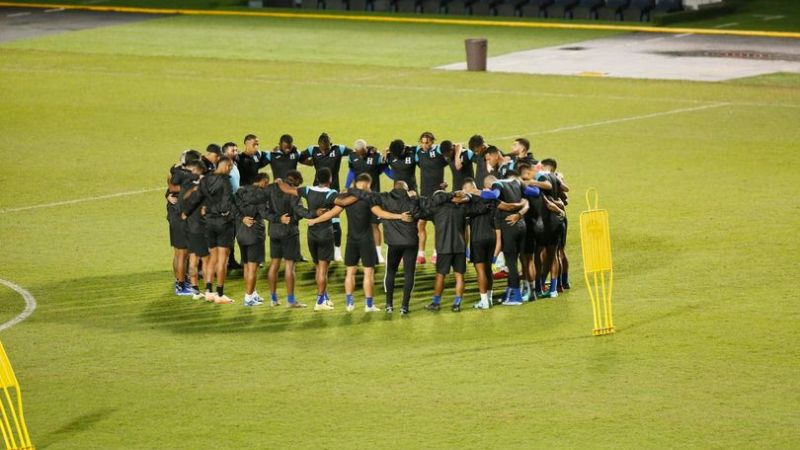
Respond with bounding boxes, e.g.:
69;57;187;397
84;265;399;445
1;11;799;450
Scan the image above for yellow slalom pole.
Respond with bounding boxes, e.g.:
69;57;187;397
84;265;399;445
0;342;33;450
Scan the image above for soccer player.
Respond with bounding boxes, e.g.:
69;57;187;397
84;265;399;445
418;189;475;312
555;171;571;291
415;131;448;264
444;141;477;193
166;149;202;296
265;170;307;308
203;144;221;172
346;139;390;264
480;169;536;306
531;159;569;298
180;160;213;300
238;134;270;186
265;134;301;181
386;138;418;193
301;133;353;261
361;180;420;314
470;135;491;189
234;172;271;307
275;168;340;311
183;156;237;304
222;142;240;192
461;177;497;309
518;163;544;302
328;174;411;312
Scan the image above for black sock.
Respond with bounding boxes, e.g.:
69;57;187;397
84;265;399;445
217;285;224;296
192;285;199;291
205;282;213;292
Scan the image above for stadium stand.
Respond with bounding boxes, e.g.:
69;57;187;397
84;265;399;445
261;0;684;20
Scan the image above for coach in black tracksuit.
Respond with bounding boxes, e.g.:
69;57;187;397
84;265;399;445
482;175;527;304
366;180;421;313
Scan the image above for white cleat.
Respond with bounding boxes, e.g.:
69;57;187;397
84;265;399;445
346;303;355;312
473;300;490;310
314;303;335;311
214;295;234;304
204;291;218;302
325;299;335;307
364;305;381;312
192;291;206;301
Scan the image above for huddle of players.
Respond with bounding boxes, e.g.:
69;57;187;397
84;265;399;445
165;131;571;313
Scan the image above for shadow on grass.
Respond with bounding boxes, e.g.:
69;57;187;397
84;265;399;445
38;407;116;449
29;260;585;335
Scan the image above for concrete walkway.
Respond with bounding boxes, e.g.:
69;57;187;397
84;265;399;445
0;6;165;43
438;33;800;82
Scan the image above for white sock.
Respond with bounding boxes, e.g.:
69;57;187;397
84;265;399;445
480;292;488;303
418;250;425;257
375;246;382;255
488;290;493;300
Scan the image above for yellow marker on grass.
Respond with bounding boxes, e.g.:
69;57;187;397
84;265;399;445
0;342;33;450
579;188;615;336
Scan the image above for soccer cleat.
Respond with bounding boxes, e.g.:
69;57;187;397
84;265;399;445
503;298;524;306
244;297;262;307
214;295;235;304
385;306;394;314
252;292;265;304
270;299;281;307
192;291;206;301
521;291;531;302
314;303;334;311
287;301;307;309
400;307;410;316
325;299;335;307
539;291;558;299
473;300;490;310
204;291;218;302
557;284;564;293
416;255;426;264
431;254;438;264
451;304;461;312
176;286;194;296
364;305;381;312
346;303;355;312
424;302;441;312
562;282;571;290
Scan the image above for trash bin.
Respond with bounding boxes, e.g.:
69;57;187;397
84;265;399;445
465;38;488;71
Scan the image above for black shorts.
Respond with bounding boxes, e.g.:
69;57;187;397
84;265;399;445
370;214;381;226
523;229;537;254
269;235;302;261
436;253;467;275
205;219;234;249
188;232;209;257
501;222;526;255
470;239;495;264
308;237;334;263
558;218;568;250
239;241;265;264
535;230;559;247
345;237;377;268
169;219;188;249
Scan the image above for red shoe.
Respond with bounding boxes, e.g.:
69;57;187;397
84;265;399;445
493;270;508;280
416;255;426;264
431;254;438;264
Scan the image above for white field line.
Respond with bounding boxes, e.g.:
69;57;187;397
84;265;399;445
714;23;739;29
2;65;797;109
0;65;720;106
44;7;65;13
6;11;30;17
674;33;694;38
0;279;37;332
491;103;729;140
0;187;162;214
